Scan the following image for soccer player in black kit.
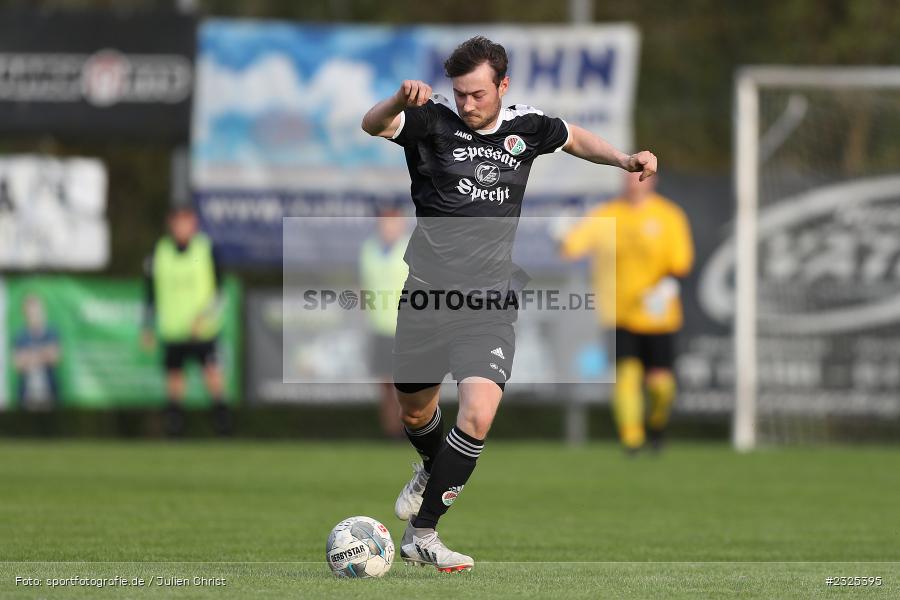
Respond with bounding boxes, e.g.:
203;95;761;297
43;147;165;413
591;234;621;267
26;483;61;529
361;36;657;572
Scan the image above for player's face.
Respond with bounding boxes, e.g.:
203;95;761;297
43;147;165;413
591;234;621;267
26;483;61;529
169;210;198;245
451;62;509;131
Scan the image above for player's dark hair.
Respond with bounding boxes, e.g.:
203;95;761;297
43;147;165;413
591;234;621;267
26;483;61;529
444;36;508;86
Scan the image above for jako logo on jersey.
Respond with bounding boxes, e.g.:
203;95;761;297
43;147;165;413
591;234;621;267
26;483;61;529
504;135;526;156
456;178;510;204
475;162;500;186
454;130;473;141
441;485;464;506
453;146;521;170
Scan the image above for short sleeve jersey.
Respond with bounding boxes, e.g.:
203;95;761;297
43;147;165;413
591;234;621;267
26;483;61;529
389;95;570;287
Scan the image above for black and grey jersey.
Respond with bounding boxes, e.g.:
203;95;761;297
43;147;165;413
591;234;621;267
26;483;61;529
389;95;570;288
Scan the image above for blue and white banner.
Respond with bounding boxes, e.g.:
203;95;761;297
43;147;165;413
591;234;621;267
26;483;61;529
192;21;640;264
193;22;639;195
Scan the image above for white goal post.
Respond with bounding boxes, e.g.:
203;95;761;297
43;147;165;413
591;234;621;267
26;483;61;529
732;66;900;451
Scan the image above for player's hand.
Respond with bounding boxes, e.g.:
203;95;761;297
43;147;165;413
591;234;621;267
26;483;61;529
395;80;432;109
625;150;657;181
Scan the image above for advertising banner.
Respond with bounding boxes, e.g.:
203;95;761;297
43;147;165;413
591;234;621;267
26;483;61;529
3;276;240;410
0;155;108;269
0;11;196;139
258;176;726;406
691;174;900;418
246;289;376;404
247;284;605;404
192;21;639;264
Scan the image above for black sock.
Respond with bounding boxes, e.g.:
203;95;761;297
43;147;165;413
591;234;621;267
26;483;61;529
404;406;444;473
413;426;484;529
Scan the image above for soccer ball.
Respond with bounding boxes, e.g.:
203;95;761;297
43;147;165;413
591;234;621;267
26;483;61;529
325;516;394;578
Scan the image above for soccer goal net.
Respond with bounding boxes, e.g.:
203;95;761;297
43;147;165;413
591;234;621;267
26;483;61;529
732;67;900;449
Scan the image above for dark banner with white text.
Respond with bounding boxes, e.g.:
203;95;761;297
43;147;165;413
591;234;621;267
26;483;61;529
0;11;195;140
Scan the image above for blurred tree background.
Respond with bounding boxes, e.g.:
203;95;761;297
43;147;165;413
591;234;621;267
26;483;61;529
1;0;899;275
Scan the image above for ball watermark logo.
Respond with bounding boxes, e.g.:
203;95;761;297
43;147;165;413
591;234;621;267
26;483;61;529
338;290;358;309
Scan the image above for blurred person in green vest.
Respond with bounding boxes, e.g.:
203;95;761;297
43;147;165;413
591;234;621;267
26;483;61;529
360;205;410;438
141;206;232;437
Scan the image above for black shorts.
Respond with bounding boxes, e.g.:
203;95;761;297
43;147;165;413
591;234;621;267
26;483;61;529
369;334;395;377
615;328;675;370
163;339;218;371
392;277;516;393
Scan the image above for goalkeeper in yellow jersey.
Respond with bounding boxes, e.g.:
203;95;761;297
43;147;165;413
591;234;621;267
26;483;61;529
561;172;694;453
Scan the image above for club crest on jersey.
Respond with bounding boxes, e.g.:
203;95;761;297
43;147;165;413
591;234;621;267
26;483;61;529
475;161;500;186
504;135;526;156
442;485;464;506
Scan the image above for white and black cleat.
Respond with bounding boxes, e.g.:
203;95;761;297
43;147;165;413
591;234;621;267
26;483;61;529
400;521;474;573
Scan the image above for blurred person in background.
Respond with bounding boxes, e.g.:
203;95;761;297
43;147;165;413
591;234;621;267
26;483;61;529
561;172;693;454
13;294;61;409
359;205;410;439
142;206;232;437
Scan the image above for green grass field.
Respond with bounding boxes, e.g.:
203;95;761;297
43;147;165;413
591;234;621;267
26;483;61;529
1;441;898;598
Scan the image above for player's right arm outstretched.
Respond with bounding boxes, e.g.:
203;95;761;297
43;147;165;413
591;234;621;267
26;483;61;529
563;124;658;181
361;80;432;138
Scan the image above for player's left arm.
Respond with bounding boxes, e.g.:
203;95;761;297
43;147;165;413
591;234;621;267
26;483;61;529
562;124;658;181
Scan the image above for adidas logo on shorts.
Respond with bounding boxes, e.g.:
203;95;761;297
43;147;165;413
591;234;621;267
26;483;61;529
490;347;505;360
